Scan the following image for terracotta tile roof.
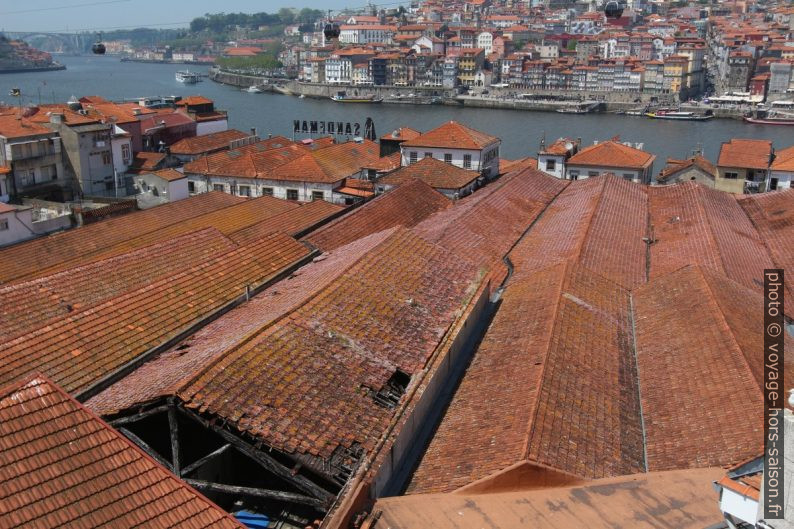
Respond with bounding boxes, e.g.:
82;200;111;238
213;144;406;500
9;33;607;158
305;179;450;252
380;157;480;190
771;145;794;172
380;468;725;529
738;188;794;314
87;230;396;417
140;111;195;132
648;182;776;296
177;95;214;106
184;140;308;179
414;168;567;272
499;156;538;174
178;229;481;466
656;155;716;182
169;129;251;155
0;228;236;343
363;152;402;172
129;151;167;172
24;104;101;126
228;199;345;246
509;175;648;289
151;168;186;181
0;192;243;285
407;261;645;494
400;121;499;150
0;115;54;139
0;232;311;395
82;102;140;125
717;138;773;170
380;127;421;142
0;376;242;529
634;265;791;471
540;138;577;156
567;141;655;170
274;140;382;184
85;195;301;262
717;473;761;501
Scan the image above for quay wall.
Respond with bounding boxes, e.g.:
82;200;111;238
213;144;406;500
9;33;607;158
210;68;746;119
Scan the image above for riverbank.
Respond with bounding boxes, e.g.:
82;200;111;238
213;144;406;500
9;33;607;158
209;67;748;120
0;63;66;74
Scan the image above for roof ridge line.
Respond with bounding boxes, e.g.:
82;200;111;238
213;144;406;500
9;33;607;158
520;259;569;462
695;184;731;279
571;175;610;265
174;228;401;399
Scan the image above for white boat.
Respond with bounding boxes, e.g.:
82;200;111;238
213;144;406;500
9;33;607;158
244;85;263;93
175;70;201;84
298;94;306;99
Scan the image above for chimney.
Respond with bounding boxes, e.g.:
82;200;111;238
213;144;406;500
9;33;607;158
250;127;257;137
132;108;141;116
49;113;65;124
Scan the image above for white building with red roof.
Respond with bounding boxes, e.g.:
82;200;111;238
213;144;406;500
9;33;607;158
564;140;656;184
399;121;501;179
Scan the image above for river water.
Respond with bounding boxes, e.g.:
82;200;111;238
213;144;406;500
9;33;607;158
1;55;791;164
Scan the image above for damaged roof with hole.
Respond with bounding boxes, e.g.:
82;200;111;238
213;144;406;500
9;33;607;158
176;229;482;475
304;179;451;252
0;376;242;529
0;192;244;285
0;232;311;395
86;230;398;418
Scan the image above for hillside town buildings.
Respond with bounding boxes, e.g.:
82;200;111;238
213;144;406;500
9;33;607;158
253;0;794;103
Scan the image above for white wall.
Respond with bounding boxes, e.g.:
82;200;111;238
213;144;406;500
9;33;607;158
186;174;347;203
168;178;190;202
0;208;35;247
719;488;759;526
566;164;652;184
400;145;500;179
538;154;566;179
0;174;8;202
769;170;793;191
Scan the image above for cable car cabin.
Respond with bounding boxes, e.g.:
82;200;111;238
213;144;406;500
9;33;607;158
324;23;340;40
604;0;624;18
92;41;106;55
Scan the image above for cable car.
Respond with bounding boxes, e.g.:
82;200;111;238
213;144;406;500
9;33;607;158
324;22;340;41
604;0;624;18
92;34;106;55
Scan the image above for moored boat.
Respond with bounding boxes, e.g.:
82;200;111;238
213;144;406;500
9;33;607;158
743;115;794;125
175;70;201;84
244;85;263;93
645;110;712;121
331;91;383;103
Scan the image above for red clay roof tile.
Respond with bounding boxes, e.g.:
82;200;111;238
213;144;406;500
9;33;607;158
0;375;241;529
400;121;499;150
305;179;450;252
379;157;480;190
0;192;244;284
